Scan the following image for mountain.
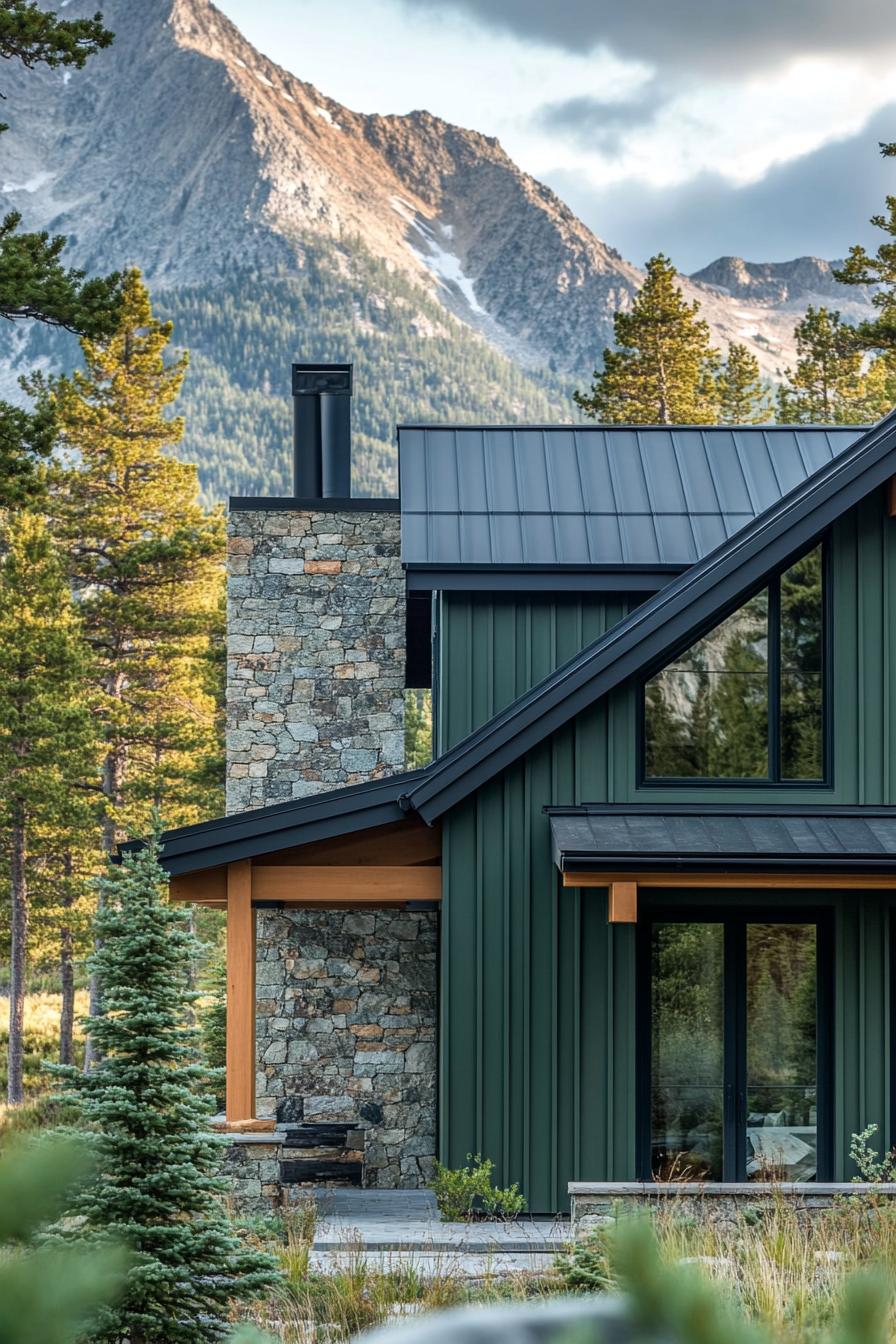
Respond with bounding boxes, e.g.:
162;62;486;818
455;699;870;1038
0;0;879;500
690;255;870;306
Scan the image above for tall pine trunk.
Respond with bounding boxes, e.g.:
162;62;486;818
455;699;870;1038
84;733;125;1070
7;804;28;1105
59;854;75;1067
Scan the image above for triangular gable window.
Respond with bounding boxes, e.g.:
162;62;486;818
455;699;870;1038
641;543;825;783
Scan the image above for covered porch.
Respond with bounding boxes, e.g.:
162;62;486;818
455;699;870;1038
159;777;441;1133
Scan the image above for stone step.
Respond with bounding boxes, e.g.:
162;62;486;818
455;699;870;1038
308;1249;558;1278
282;1124;354;1149
280;1158;363;1185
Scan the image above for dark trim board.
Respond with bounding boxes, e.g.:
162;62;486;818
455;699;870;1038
405;566;678;594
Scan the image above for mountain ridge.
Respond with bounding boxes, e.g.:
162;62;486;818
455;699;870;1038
0;0;879;499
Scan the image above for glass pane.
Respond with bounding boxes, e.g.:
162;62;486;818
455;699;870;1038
651;923;724;1180
666;590;769;672
781;671;823;780
780;546;823;673
746;923;817;1182
644;670;769;778
644;589;769;779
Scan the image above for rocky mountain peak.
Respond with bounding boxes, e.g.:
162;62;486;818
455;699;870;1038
690;254;866;306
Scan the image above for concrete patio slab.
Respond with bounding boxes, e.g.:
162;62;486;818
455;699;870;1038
306;1187;569;1257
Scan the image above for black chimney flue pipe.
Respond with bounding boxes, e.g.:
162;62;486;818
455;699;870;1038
291;362;353;498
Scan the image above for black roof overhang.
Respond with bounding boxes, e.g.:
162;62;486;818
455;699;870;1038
136;770;425;878
404;564;682;595
547;804;896;875
400;409;896;822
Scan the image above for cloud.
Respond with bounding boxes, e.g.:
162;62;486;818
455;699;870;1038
543;103;896;271
401;0;896;74
535;81;667;152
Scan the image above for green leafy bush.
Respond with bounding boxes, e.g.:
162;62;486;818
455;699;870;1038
430;1153;526;1222
850;1124;896;1183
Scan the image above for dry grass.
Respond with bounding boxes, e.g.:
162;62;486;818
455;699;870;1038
0;983;88;1107
233;1199;558;1342
232;1191;896;1343
561;1192;896;1342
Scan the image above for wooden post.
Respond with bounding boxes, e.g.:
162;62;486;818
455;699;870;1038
226;859;255;1124
608;881;638;924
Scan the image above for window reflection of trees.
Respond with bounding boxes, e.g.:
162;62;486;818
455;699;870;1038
644;545;823;781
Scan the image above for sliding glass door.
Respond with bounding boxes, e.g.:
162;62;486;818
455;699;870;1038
638;910;830;1182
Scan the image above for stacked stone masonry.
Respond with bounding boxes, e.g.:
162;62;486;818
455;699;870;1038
227;509;405;812
256;906;438;1187
224;506;437;1193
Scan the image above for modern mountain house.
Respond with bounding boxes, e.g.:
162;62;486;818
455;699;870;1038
152;363;896;1211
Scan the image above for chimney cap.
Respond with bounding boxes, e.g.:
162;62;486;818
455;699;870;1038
292;362;353;396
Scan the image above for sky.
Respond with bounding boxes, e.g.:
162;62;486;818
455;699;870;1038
217;0;896;272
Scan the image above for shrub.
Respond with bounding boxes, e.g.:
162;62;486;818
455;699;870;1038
430;1153;526;1221
850;1124;896;1183
553;1226;613;1293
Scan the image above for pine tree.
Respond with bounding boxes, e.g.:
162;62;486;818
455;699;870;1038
53;833;278;1344
0;512;97;1103
776;307;869;424
575;254;720;425
404;688;433;769
716;342;769;424
0;3;120;505
37;270;225;1063
835;141;896;353
41;269;225;854
858;352;896;421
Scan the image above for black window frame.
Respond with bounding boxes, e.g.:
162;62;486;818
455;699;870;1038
637;538;832;789
635;903;834;1183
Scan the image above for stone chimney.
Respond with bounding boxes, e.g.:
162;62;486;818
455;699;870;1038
226;365;405;810
222;365;436;1193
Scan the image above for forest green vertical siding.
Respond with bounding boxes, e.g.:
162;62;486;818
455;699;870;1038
439;498;896;1211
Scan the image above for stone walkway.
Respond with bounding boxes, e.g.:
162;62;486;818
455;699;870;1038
306;1188;569;1277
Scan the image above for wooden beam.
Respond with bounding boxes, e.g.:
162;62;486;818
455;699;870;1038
887;476;896;519
170;868;226;905
251;864;441;905
563;871;896;890
226;859;256;1125
608;881;638;923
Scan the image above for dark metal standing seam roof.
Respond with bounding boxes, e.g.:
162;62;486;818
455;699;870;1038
397;425;866;571
547;806;896;874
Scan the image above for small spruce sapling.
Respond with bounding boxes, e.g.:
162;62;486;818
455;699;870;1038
52;827;278;1344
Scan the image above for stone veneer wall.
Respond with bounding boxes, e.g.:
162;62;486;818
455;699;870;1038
227;509;405;810
570;1183;896;1234
225;506;438;1190
256;907;438;1186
